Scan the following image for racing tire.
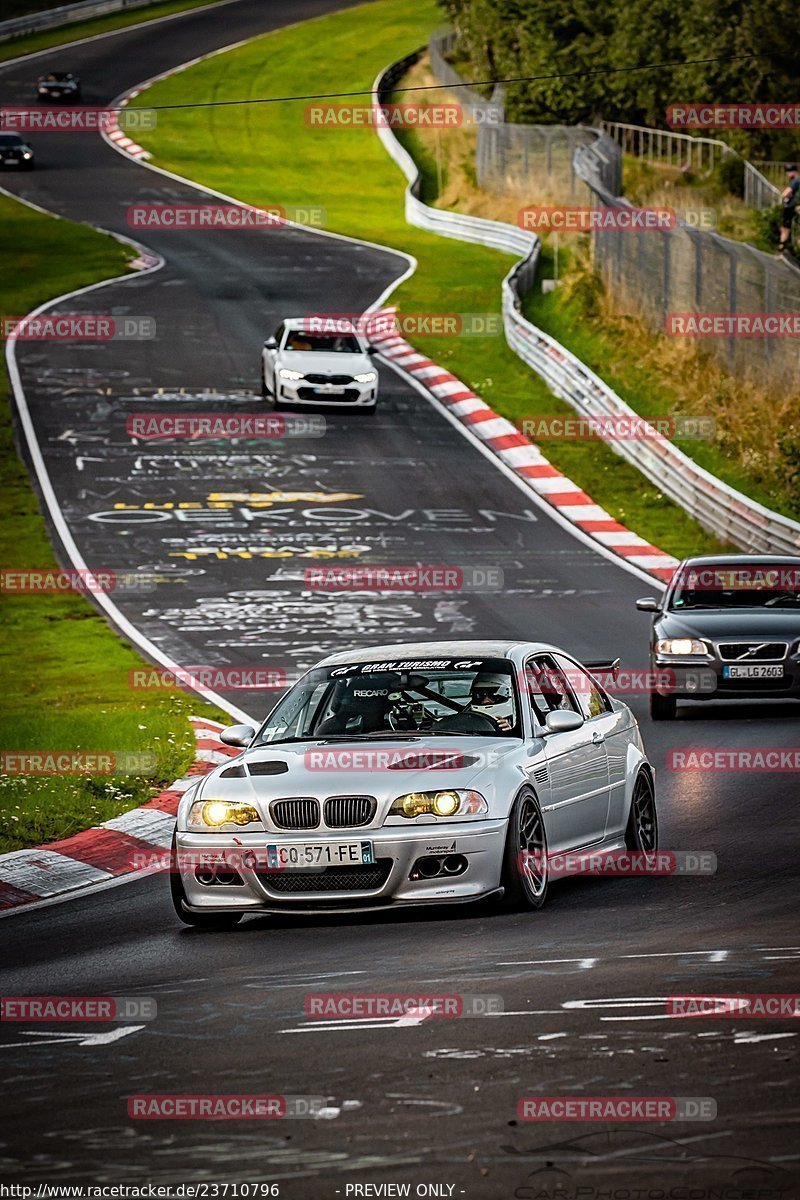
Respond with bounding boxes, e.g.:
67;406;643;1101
260;369;273;401
500;787;549;911
169;836;242;930
625;770;658;854
650;691;677;721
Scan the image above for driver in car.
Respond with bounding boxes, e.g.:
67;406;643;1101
436;672;515;732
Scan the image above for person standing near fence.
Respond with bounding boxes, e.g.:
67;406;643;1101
779;164;798;257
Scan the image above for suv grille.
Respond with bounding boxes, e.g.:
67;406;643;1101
270;798;320;829
303;373;354;385
256;859;392;893
717;642;788;661
324;796;376;828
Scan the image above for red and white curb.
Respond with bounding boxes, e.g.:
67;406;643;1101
106;86;150;159
370;317;679;583
0;718;239;913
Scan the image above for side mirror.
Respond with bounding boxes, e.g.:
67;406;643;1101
544;709;584;734
636;596;660;612
366;344;379;355
219;724;256;748
264;337;277;350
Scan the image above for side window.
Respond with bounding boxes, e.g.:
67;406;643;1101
273;323;285;346
524;655;580;725
553;654;611;720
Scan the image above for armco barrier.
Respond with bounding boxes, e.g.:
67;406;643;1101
374;53;800;556
0;0;162;43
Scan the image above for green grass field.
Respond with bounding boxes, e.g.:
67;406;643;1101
0;194;227;854
0;0;219;65
130;0;724;559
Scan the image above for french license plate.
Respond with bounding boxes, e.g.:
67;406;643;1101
266;841;374;870
723;664;784;679
313;385;344;395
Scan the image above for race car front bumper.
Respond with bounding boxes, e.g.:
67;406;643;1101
173;819;507;912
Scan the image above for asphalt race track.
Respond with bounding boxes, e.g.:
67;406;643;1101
0;2;798;1194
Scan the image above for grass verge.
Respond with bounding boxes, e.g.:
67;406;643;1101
129;0;727;559
0;192;226;854
0;0;220;65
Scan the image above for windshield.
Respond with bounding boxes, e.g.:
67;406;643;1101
256;657;521;743
0;136;23;147
284;331;361;353
670;563;800;609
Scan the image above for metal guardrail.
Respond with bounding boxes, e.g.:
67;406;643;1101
599;119;782;212
374;52;800;555
0;0;157;44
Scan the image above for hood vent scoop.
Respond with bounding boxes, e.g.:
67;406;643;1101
248;760;290;776
219;764;246;778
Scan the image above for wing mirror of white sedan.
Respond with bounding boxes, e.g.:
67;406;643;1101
636;596;660;612
264;337;277;350
219;724;256;748
544;710;585;734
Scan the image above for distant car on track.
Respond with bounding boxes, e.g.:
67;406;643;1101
170;639;657;928
261;318;379;411
0;134;34;170
637;554;800;719
36;71;81;102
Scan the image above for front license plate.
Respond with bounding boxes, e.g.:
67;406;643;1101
313;386;345;395
723;664;784;679
4;159;19;165
266;841;374;870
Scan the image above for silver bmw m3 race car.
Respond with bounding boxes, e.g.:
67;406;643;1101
170;641;657;928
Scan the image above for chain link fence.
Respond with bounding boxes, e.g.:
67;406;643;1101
429;32;800;388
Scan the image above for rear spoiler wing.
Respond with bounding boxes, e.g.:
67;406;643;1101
582;658;621;682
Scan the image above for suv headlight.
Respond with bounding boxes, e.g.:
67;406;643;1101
353;371;377;383
656;638;708;656
279;368;304;381
388;790;487;820
187;800;263;829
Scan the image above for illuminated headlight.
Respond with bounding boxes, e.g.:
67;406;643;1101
388;790;488;820
22;152;32;160
279;368;305;381
187;800;263;829
353;371;377;383
656;638;708;656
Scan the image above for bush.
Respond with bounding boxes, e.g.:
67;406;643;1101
717;154;745;199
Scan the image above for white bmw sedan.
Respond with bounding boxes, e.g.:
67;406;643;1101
170;641;657;928
260;318;379;410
